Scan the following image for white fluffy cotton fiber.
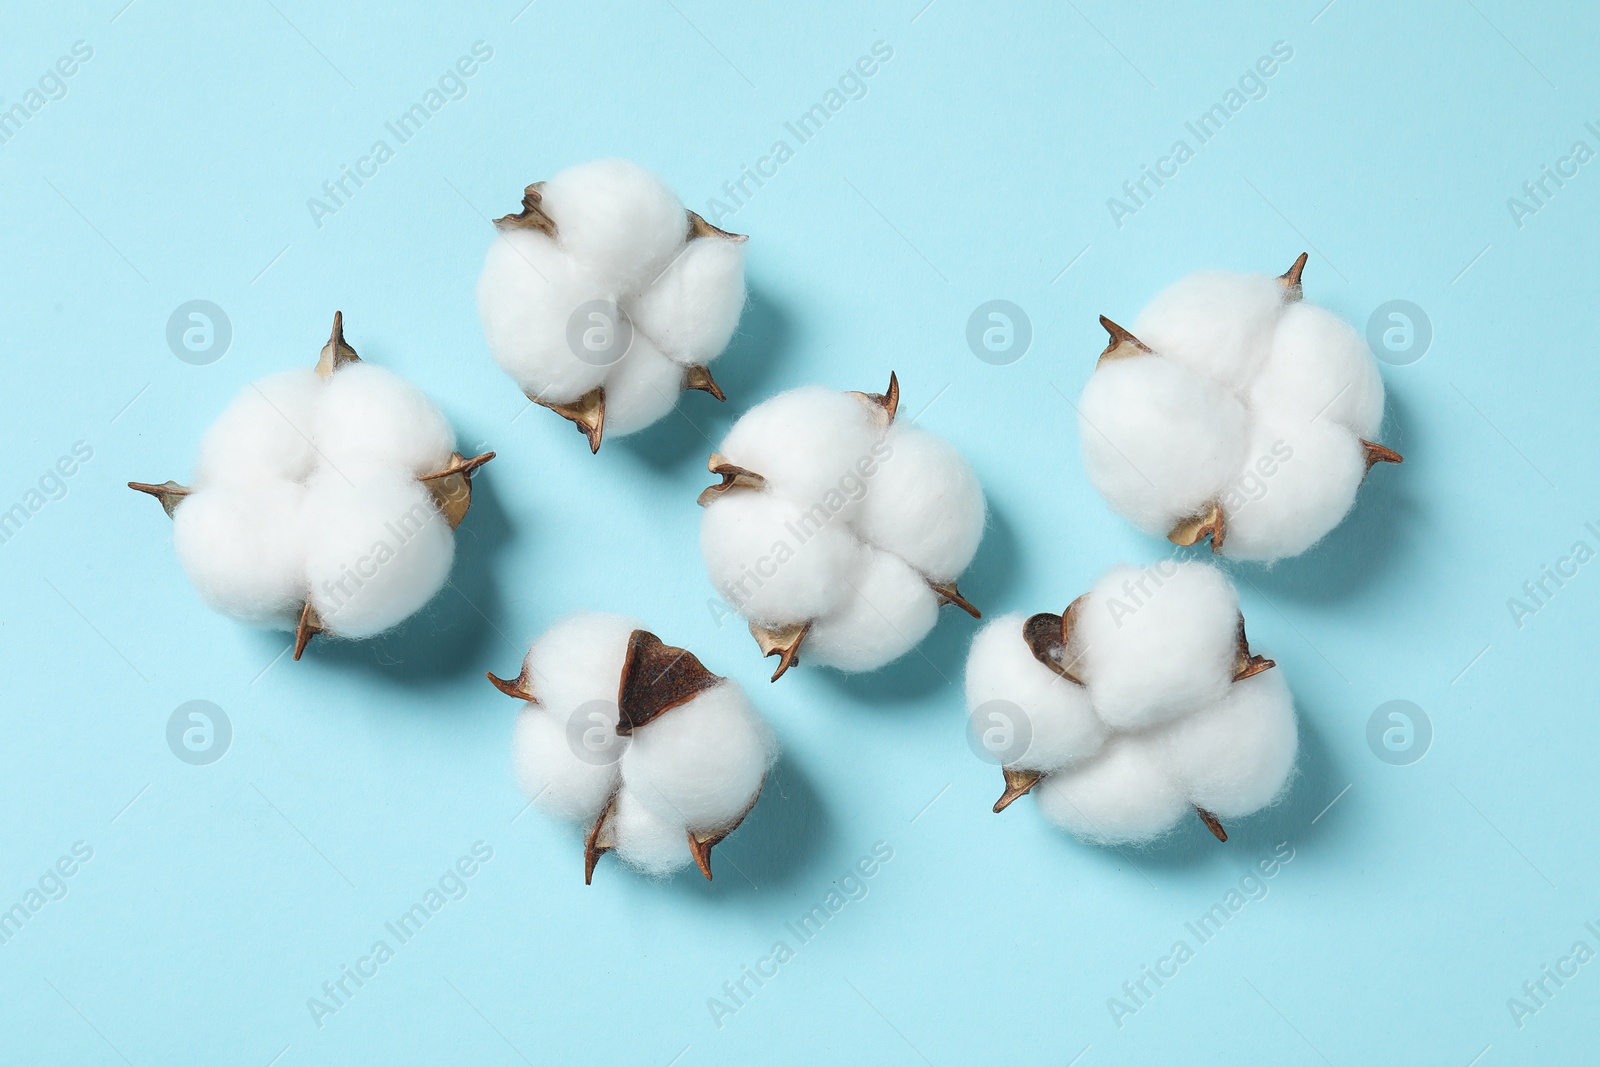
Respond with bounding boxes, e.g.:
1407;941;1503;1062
699;377;987;678
155;324;475;649
1079;257;1400;562
964;561;1297;845
476;159;747;450
502;613;777;882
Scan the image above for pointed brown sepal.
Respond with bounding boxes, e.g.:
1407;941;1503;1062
697;452;766;506
850;371;899;426
687;210;748;243
1232;615;1276;682
751;620;808;682
315;311;361;378
584;792;618;885
683;364;725;402
1168;500;1225;552
1097;315;1152;366
128;480;190;518
421;451;495;527
1359;439;1403;473
1196;807;1228;842
494;182;557;236
293;602;323;661
1022;595;1088;684
486;667;538;703
930;579;981;619
532;387;605;453
685;784;762;880
615;629;723;735
419;450;495;529
994;767;1043;813
1278;252;1309;302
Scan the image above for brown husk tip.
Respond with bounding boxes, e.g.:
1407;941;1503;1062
697;452;766;506
128;480;191;518
1097;316;1152;366
1278;252;1309;301
315;311;362;377
1360;439;1404;472
494;182;556;236
751;620;808;682
686;784;762;880
1168;500;1225;552
584;792;618;885
993;767;1043;813
683;364;725;402
1196;807;1228;842
293;602;323;661
850;371;899;425
420;451;496;529
486;667;537;703
930;579;981;619
532;387;606;453
687;210;748;243
1232;615;1275;681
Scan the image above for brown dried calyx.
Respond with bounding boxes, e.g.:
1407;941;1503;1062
697;373;980;682
494;183;743;454
997;595;1276;843
1096;254;1404;553
129;312;495;661
488;629;762;884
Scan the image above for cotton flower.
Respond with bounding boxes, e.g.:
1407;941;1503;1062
476;158;747;452
964;560;1296;845
491;613;777;882
130;314;493;658
697;374;987;680
1078;254;1402;562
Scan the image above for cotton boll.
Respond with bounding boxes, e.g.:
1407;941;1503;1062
316;363;455;476
1078;356;1247;535
610;787;694;877
717;386;881;518
301;467;454;639
192;369;323;486
477;228;615;404
1133;271;1284;390
964;615;1105;773
539;159;686;293
512;707;621;823
851;422;986;582
1034;738;1187;844
1223;416;1365;562
628;236;745;367
1160;669;1297;819
599;334;685;438
1252;302;1385;439
1076;562;1238;730
803;547;940;672
518;611;642;716
622;683;774;832
699;490;860;626
172;480;308;627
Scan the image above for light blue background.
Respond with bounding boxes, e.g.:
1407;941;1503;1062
2;1;1596;1063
